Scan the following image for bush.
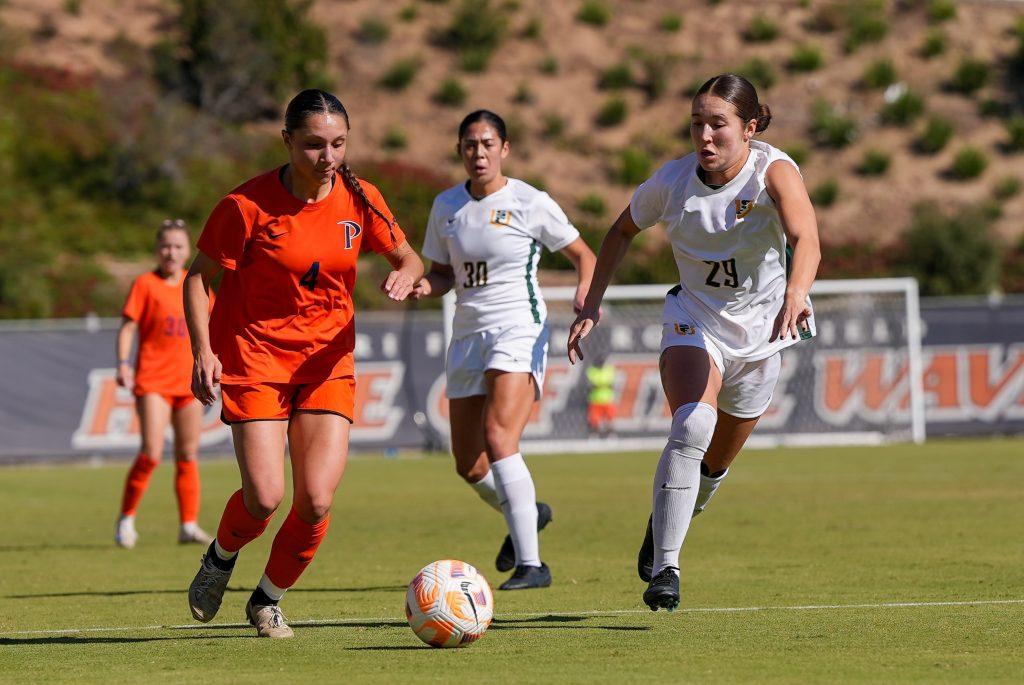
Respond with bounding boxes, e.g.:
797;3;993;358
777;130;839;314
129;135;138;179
809;100;857;148
442;0;507;72
949;147;988;180
576;0;611;27
578;193;606;216
637;50;677;101
398;4;417;21
843;0;888;52
949;58;990;94
541;113;566;139
357;17;390;44
378;58;419;90
880;89;925;126
659;13;682;32
861;58;897;89
919;29;947;58
615;148;653;185
152;0;330;122
857;149;891;176
737;58;776;90
745;15;779;42
916;116;954;154
522;16;542;39
789;44;824;72
513;82;535;104
1005;117;1024;152
810;178;840;207
783;143;810;166
595;96;628;127
433;78;466;107
993;176;1021;201
381;126;407;151
927;0;956;23
903;203;1001;295
599;62;634;90
538;56;559;75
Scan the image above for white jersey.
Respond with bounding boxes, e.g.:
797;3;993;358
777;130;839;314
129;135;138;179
630;140;814;361
423;178;579;338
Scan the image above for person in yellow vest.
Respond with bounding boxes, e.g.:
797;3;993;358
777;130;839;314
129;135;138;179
586;355;616;437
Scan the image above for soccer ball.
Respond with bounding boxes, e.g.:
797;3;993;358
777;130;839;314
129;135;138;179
405;559;494;648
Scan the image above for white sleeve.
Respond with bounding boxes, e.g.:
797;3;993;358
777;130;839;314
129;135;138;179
420;198;450;265
629;164;672;230
529;193;580;252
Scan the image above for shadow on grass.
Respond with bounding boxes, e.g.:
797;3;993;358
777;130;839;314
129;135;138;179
0;544;110;553
7;585;407;599
0;634;252;646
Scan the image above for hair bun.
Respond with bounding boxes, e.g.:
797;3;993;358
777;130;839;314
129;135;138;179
756;103;772;133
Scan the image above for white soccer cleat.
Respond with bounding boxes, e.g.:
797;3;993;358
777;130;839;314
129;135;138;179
115;516;138;549
246;600;294;639
178;523;214;545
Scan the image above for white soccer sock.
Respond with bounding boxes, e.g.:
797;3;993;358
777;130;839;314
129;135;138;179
652;402;717;576
693;468;729;517
469;469;502;513
491;453;540;568
214;539;237;562
257;574;287;602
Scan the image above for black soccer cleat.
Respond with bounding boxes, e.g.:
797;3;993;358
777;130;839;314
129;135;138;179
495;502;553;573
498;562;552;591
643;567;680;612
637;514;654;582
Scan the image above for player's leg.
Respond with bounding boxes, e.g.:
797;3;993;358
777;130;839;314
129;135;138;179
642;345;722;611
449;395;497;509
116;393;171;548
171;397;212;544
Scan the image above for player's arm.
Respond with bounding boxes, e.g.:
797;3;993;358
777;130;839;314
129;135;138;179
411;261;456;299
558;237;597;314
115;317;137;389
379;241;424;302
766;160;821;342
567;207;641;364
183;251;222;405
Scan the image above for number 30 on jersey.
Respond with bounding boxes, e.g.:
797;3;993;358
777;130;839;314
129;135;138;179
462;261;488;288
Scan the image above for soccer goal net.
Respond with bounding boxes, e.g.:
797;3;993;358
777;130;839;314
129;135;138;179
444;278;924;453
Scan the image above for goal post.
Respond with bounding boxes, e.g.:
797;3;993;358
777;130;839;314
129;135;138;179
442;278;925;452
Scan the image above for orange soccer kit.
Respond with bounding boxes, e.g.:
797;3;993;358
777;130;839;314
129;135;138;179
198;166;406;591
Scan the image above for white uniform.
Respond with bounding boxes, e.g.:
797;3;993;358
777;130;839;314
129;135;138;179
629;140;814;417
423;178;579;399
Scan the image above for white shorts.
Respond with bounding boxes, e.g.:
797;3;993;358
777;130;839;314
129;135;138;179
661;294;781;419
446;324;548;400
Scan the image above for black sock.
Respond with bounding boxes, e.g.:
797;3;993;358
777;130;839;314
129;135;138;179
206;541;236;572
700;462;727;479
250;586;279;607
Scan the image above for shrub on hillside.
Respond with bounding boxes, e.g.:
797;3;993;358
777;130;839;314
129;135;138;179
357;17;390;44
440;0;507;72
595;96;628;127
783;143;810;166
737;58;776;90
809;100;857;148
576;1;611;27
810;178;840;207
433;78;467;107
578;193;606;216
916;116;954;154
919;29;947;58
880;89;925;126
378;58;419;90
927;0;956;23
522;16;542;39
789;44;824;72
993;176;1021;201
744;15;779;42
659;13;682;32
861;58;897;89
637;50;677;101
539;56;559;75
615;148;652;186
901;203;1001;296
843;0;888;52
949;57;990;95
949;147;988;180
599;63;634;90
1004;117;1024;152
857;149;891;176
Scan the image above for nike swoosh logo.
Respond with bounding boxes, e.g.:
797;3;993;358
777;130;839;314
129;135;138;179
268;231;288;239
661;483;692;491
447;218;456;225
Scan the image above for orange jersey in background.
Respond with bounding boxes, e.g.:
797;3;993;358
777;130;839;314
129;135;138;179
198;167;407;384
122;270;197;396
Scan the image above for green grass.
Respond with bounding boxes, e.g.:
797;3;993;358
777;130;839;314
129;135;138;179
1;439;1023;682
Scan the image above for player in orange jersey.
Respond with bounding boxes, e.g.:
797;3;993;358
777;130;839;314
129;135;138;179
115;219;213;549
183;89;424;639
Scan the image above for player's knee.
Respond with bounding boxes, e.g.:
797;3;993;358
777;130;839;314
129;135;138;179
244;487;283;519
454;458;488;483
174;452;197;463
482;420;515;457
141;442;165;460
294;494;333;523
668;401;717;458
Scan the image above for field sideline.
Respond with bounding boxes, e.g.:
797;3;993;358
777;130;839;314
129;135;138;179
1;439;1022;683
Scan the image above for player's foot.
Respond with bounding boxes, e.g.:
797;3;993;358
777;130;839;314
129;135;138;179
637;514;654;582
245;599;294;639
643;567;680;612
178;523;214;545
495;502;553;572
188;548;233;622
499;562;552;591
115;515;138;549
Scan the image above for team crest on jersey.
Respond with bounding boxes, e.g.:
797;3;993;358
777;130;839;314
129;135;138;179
489;210;514;227
735;200;755;219
338;220;362;249
674;323;697;336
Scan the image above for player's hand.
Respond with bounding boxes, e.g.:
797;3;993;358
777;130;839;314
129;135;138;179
410;277;431;300
192;349;221;406
567;308;600;365
381;270;415;301
771;288;812;342
115;362;133;390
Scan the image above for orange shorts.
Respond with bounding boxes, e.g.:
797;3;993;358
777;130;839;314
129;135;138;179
587;403;616;428
220;377;356;424
135;390;195;411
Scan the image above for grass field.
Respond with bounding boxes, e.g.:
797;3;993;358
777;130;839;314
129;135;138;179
1;439;1022;683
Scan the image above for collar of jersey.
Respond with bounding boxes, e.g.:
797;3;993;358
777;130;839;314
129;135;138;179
462;177;511;203
274;165;342;211
693;148;756;195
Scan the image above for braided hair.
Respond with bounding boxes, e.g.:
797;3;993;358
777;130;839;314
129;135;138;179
284;89;398;245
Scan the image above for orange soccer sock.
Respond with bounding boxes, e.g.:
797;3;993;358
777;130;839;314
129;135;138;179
120;453;159;516
215;489;273;554
263;509;331;592
174;460;201;524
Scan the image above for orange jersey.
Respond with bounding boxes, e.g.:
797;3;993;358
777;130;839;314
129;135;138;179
198;167;406;384
122;270;196;396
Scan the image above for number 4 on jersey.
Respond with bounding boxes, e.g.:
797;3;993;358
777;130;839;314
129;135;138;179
300;261;320;290
704;258;738;288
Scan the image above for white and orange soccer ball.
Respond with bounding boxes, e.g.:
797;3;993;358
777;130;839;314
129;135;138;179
405;559;494;648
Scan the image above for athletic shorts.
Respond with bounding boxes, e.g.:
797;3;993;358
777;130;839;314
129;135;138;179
446;324;548;400
661;294;781;419
134;390;195;411
587;403;616;427
220;377;356;424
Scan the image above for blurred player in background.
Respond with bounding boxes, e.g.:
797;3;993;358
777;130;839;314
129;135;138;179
586;354;616;438
413;110;596;590
114;219;212;549
183;89;423;638
567;74;820;611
